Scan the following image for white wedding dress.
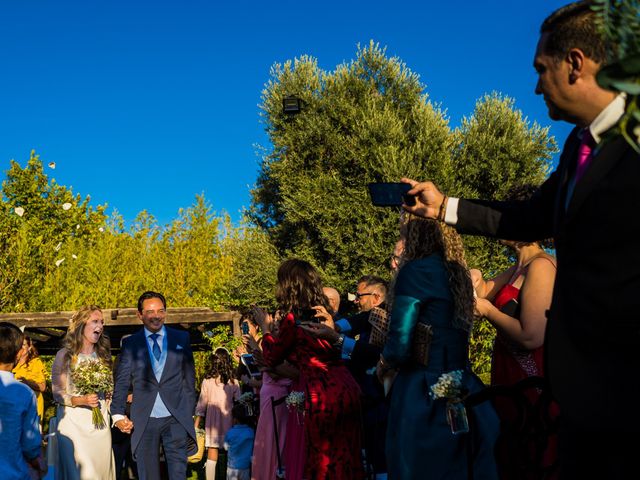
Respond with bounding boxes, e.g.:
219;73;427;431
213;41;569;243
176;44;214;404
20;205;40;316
51;350;115;480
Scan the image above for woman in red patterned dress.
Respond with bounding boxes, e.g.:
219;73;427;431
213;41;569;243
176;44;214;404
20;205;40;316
254;259;363;480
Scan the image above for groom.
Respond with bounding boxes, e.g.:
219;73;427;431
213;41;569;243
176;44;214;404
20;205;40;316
112;291;197;479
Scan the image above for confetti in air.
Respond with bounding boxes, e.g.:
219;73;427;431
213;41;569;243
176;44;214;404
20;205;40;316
14;207;25;217
62;203;72;210
48;162;56;169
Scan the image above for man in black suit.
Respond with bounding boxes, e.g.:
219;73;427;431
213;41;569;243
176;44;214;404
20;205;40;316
402;2;639;478
112;291;197;479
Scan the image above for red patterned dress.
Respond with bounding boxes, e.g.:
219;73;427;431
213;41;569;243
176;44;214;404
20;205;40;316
491;261;559;479
262;313;363;480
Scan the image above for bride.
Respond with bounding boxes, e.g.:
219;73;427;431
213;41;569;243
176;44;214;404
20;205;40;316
51;305;115;480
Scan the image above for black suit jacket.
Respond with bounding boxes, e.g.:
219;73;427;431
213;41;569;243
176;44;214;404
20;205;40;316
456;128;640;432
341;310;384;404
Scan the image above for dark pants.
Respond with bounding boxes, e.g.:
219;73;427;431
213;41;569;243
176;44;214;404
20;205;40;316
136;417;189;480
558;424;640;480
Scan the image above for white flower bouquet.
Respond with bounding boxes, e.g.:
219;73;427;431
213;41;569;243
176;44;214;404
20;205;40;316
70;358;113;429
430;370;469;435
430;370;464;400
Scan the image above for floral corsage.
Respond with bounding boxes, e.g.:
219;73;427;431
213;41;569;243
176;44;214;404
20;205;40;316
238;391;255;416
285;390;306;424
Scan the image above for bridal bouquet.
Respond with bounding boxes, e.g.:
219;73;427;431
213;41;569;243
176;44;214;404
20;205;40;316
430;370;469;435
70;358;113;429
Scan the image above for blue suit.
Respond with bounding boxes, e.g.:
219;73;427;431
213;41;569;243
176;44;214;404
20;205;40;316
112;326;197;479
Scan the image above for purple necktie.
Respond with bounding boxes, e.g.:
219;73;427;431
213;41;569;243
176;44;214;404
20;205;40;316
574;129;595;183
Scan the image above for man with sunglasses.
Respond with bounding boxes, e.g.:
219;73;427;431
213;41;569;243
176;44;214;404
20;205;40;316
338;276;389;479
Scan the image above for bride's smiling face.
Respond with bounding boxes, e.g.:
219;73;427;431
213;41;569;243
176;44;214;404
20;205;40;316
83;310;105;345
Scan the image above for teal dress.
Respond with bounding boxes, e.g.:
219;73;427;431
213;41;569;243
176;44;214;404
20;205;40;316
383;255;499;480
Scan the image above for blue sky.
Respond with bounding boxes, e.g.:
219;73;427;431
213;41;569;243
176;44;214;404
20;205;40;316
1;0;571;226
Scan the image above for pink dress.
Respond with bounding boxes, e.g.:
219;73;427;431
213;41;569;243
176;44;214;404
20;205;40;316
251;373;292;480
195;377;241;447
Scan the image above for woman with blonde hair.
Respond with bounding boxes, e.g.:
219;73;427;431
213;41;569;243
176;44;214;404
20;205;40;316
51;305;115;480
377;215;499;479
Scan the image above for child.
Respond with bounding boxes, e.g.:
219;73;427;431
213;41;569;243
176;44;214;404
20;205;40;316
0;322;43;479
224;403;255;480
194;348;241;480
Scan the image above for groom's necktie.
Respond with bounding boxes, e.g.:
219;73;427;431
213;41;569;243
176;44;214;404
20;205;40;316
149;333;161;361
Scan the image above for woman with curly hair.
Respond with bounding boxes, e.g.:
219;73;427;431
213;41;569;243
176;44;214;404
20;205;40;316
194;347;241;480
377;215;499;479
254;259;363;480
51;305;115;479
12;335;47;427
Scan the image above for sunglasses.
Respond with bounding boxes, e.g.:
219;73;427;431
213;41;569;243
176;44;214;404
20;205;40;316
353;292;376;301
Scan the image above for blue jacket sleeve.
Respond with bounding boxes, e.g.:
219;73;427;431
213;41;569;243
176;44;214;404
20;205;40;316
22;392;42;461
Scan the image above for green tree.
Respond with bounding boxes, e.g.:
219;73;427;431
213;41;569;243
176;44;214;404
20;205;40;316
223;221;281;309
0;151;107;312
252;41;455;293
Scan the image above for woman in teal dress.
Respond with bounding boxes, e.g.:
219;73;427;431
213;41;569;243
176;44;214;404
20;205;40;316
377;215;499;479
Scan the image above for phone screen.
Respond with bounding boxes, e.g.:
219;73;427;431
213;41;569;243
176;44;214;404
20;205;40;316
241;354;261;377
368;182;416;207
241;321;250;335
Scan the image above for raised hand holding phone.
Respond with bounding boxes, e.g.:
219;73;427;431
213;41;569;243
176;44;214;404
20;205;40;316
401;178;447;220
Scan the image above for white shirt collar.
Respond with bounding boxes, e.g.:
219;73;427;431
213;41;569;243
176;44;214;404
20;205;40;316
588;93;626;144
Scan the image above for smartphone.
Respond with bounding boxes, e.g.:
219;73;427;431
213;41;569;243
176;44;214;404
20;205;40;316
368;182;416;207
241;321;250;335
499;298;520;318
294;308;319;325
240;353;262;377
